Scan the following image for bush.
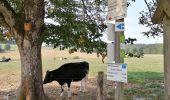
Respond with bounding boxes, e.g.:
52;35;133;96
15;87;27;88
0;45;2;52
2;56;6;60
4;44;11;51
72;56;80;59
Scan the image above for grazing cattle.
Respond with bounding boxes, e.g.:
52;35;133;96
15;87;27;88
0;58;11;62
43;61;89;98
59;57;67;60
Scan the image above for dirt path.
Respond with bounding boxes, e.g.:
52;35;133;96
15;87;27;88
0;76;116;100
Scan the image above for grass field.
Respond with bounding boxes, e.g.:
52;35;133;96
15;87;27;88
0;46;164;99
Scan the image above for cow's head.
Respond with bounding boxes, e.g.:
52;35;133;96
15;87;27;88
43;70;54;84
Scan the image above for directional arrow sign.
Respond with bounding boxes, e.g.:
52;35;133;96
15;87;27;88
115;22;124;32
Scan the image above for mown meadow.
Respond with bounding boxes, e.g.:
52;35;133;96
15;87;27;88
0;45;164;99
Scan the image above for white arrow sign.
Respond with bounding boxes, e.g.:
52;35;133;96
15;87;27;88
115;22;124;31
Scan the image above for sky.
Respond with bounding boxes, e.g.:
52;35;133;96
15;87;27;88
124;0;163;44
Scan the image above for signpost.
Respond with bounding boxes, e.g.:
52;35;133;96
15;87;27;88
106;0;127;100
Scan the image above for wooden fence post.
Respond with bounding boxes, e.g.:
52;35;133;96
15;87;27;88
97;71;104;100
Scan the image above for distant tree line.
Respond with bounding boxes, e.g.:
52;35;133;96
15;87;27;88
0;44;11;52
125;44;163;55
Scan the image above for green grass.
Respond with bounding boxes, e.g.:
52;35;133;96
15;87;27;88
125;54;163;73
123;55;164;99
0;48;164;99
124;54;164;84
0;49;164;78
0;43;18;51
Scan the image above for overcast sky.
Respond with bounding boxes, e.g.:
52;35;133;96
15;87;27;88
125;0;163;44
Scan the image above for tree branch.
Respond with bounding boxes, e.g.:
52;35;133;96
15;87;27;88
80;0;92;20
144;0;152;18
0;0;16;28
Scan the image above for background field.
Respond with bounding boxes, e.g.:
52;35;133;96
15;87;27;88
0;45;164;99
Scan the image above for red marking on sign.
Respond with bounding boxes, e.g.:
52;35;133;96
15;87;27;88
109;16;112;20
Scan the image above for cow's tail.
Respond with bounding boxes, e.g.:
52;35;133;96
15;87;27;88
84;61;89;75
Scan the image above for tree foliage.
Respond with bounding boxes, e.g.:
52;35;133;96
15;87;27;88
127;0;163;38
0;0;109;61
125;45;144;58
138;0;163;37
126;44;163;55
0;0;149;61
45;0;108;61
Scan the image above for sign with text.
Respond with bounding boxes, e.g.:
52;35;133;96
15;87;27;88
107;63;127;83
107;0;127;20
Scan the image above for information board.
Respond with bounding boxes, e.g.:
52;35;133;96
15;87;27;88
107;63;127;83
107;0;127;20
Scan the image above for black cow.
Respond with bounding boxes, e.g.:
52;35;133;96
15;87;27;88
0;58;11;62
43;61;89;98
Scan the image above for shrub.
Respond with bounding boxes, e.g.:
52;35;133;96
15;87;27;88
2;56;6;60
4;44;11;51
72;56;80;59
0;45;2;52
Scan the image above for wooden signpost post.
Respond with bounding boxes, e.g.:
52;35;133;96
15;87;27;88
114;19;125;100
106;0;127;100
152;0;170;99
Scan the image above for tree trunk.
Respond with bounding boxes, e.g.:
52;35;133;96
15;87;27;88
16;39;46;100
15;0;46;99
0;0;46;99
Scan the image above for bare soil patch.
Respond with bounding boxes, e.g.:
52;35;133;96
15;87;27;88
0;75;117;100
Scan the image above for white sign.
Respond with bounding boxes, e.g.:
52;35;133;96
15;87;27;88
115;22;124;31
107;0;127;20
107;63;127;83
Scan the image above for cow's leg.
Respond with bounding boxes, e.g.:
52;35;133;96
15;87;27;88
67;81;72;98
60;85;64;97
80;74;88;92
84;74;88;92
80;79;83;92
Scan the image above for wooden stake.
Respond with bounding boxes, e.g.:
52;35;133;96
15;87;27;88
97;71;104;100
